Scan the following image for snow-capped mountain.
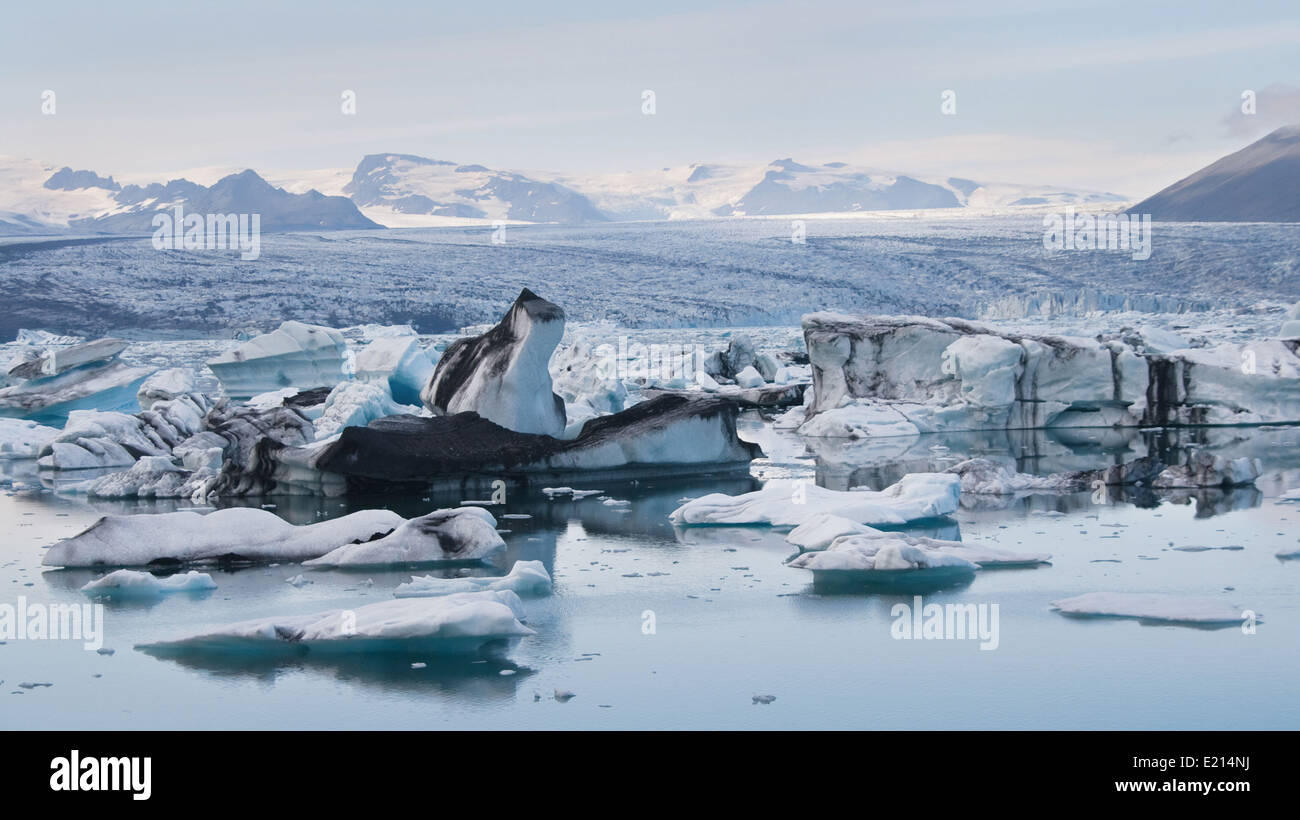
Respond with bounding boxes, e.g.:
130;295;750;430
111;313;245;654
1130;125;1300;222
0;158;378;234
0;152;1129;235
343;153;606;225
548;158;1127;220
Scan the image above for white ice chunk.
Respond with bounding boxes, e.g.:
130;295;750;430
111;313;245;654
81;569;217;599
354;336;434;406
394;560;552;598
669;473;960;527
137;590;534;655
313;381;419;440
208;321;348;399
0;418;59;459
784;512;878;552
1051;592;1254;625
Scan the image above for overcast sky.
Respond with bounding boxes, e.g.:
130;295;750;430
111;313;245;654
3;0;1299;197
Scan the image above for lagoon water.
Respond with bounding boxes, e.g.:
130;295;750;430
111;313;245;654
3;415;1298;730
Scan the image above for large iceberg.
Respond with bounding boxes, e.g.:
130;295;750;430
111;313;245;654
669;473;961;527
254;393;762;496
303;507;506;567
421;288;567;436
0;337;152;425
800;312;1300;435
42;507;404;567
207;321;348;399
136;590;534;656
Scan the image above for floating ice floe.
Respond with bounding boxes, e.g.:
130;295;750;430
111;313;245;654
81;569;217;599
543;487;604;499
207;321;348;400
42;507;404;567
78;455;190;498
0;337;153;425
0;418;59;459
799;312;1300;435
303;507;505;567
136;590;534;656
945;458;1082;495
669;473;960;527
354;335;434;406
394;560;552;598
789;532;1050;571
422;288;567;436
1050;592;1255;625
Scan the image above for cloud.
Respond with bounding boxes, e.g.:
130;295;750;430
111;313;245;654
1223;82;1300;138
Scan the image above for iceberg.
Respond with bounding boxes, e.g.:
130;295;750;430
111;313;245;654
35;395;212;470
800;312;1300;435
393;560;552;597
0;418;59;459
421;288;567;436
81;569;217;599
1050;592;1254;625
257;394;761;496
80;455;190;498
42;507;405;567
669;473;960;527
137;367;198;410
354;336;434;406
303;507;506;567
0;354;152;426
789;532;1050;571
207;321;348;400
136;590;534;656
312;381;419;441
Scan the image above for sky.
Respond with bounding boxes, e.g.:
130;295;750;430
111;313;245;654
2;0;1299;198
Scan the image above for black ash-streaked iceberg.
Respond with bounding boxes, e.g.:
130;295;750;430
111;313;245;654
421;288;567;436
